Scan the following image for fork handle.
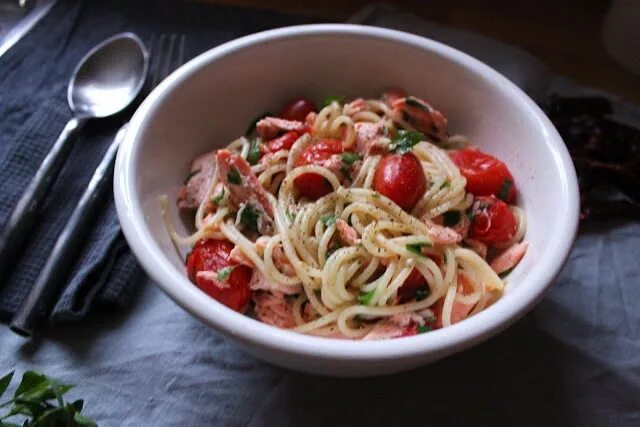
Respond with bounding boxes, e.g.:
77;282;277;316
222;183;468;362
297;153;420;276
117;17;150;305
10;123;126;337
0;116;88;285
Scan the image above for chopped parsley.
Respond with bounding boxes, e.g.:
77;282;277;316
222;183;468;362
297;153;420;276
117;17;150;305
443;211;461;227
440;180;451;190
415;287;429;301
390;129;425;154
247;139;261;165
211;188;225;205
239;203;260;231
466;209;475;222
406;242;430;256
183;168;201;185
497;179;513;201
326;242;342;259
425;315;437;324
341;165;352;182
227;167;242;185
357;289;376;306
372;191;380;199
286;208;297;223
245;111;271;136
416;325;432;333
217;266;234;281
322;95;345;107
320;214;336;226
341;152;361;165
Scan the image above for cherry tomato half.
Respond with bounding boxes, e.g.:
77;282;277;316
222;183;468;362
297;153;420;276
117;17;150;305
294;139;344;199
469;196;517;246
397;268;428;303
373;152;428;211
186;239;252;312
449;147;516;203
266;131;300;152
279;97;317;122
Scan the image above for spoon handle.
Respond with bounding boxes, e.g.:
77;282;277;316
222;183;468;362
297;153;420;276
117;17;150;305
0;116;88;285
10;123;126;337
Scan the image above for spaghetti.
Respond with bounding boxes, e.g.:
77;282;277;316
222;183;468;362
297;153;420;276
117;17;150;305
164;90;529;340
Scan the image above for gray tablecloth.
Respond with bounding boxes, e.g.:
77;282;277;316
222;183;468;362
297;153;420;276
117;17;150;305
1;4;639;426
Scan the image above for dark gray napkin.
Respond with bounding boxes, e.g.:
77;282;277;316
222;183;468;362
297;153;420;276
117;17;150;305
0;0;311;322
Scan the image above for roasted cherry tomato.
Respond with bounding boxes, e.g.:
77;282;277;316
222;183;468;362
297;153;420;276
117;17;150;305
279;97;317;122
373;152;428;211
382;88;407;108
469;195;517;246
266;131;300;152
397;268;428;303
294;138;344;199
186;239;252;312
449;147;516;203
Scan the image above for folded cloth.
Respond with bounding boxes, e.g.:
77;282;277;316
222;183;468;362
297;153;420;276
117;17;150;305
0;0;311;323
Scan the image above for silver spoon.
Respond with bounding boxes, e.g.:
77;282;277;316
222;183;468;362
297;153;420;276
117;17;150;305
0;32;148;283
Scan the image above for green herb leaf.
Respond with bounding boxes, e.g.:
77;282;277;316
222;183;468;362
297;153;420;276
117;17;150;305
466;209;475;222
247;139;261;165
415;287;429;301
227;167;242;185
182;168;201;185
211;188;225;205
14;371;48;399
73;410;97;427
390;130;424;154
322;95;345;107
286;209;297;223
341;152;361;165
497;179;513;201
31;405;74;426
245;112;271;136
217;267;234;282
443;211;460;227
406;242;430;256
320;214;336;227
239;204;260;232
327;243;342;259
439;180;451;190
371;191;380;199
357;290;375;306
425;315;437;324
340;165;351;182
417;325;432;333
0;371;13;399
0;371;95;427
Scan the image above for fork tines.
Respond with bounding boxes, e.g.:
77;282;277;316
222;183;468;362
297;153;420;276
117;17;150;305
148;33;186;89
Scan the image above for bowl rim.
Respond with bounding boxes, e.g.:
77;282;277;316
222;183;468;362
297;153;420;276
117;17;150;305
114;23;579;362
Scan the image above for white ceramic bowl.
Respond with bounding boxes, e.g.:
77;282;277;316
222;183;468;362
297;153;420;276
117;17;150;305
114;24;579;376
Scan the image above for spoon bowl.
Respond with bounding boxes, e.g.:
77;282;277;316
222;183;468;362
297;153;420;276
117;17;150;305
0;32;148;283
70;33;148;117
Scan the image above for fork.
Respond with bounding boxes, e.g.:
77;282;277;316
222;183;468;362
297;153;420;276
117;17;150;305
10;33;187;337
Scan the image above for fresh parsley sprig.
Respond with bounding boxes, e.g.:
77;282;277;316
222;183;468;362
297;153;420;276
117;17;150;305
0;370;96;427
389;130;425;154
322;95;345;107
